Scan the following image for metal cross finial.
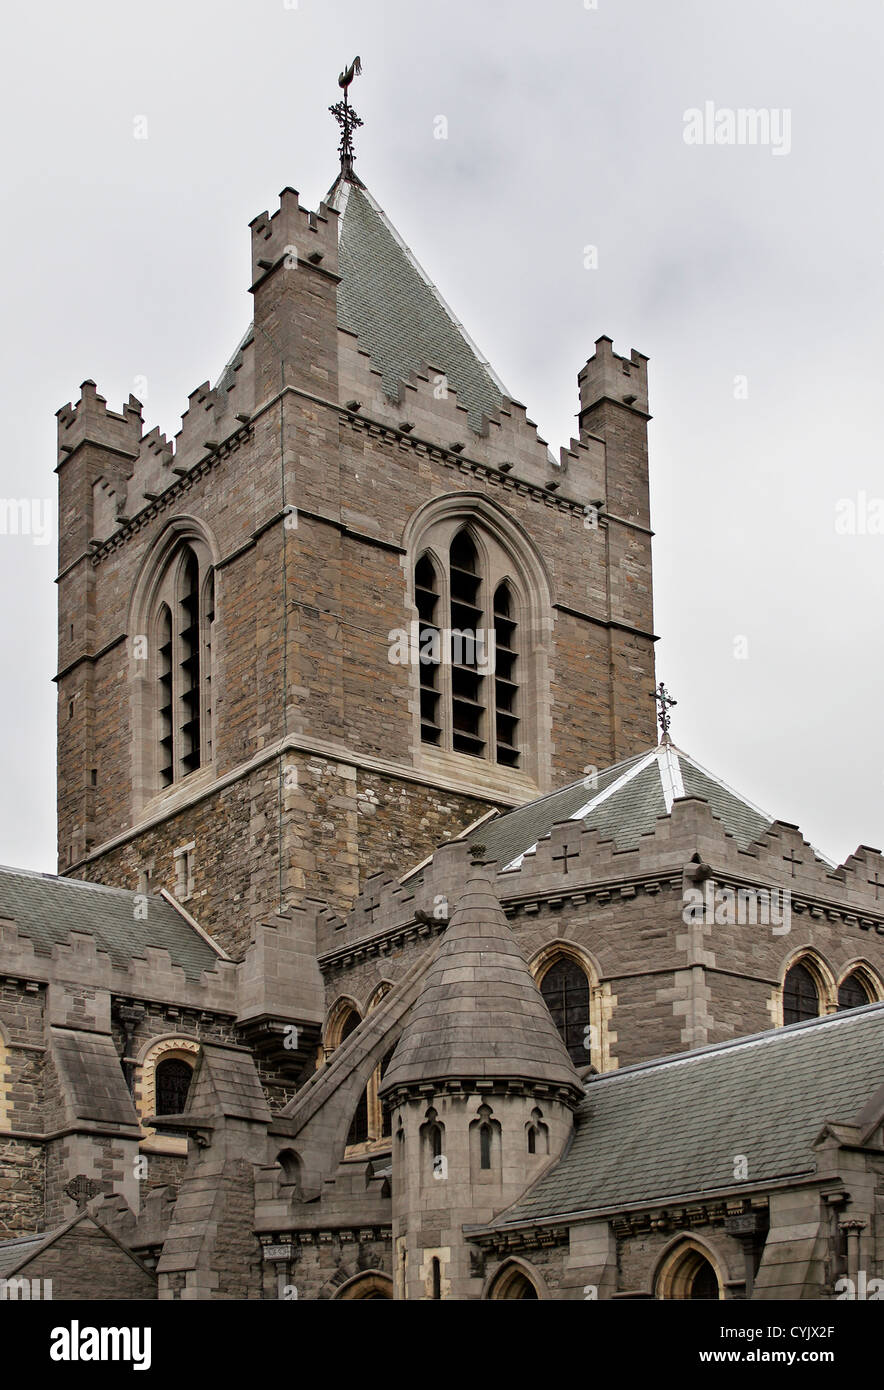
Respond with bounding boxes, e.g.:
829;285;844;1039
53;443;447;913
329;56;363;181
652;681;677;740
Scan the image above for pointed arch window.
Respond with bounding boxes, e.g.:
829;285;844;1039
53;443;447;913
415;553;442;746
783;961;820;1025
838;972;872;1012
414;525;521;768
540;957;591;1065
148;541;215;790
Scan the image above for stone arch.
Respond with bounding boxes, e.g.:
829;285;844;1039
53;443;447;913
484;1256;549;1300
135;1035;200;1152
324;995;363;1051
836;959;883;1009
331;1271;393;1300
402;491;554;788
530;940;615;1071
773;947;837;1026
654;1236;727;1300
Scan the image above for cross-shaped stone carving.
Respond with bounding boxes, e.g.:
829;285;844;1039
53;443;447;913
552;844;580;875
64;1175;103;1209
868;871;882;901
783;849;803;877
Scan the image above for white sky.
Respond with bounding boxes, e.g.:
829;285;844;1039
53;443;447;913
1;0;882;871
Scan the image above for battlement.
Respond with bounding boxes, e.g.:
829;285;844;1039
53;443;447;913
249;186;339;289
578;336;650;420
56;380;143;468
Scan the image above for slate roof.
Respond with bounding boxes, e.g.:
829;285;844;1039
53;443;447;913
0;1232;45;1278
0;865;224;980
484;1003;884;1229
328;177;508;431
380;866;582;1096
468;741;829;872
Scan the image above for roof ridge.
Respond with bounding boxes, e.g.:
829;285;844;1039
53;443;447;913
0;864;155;899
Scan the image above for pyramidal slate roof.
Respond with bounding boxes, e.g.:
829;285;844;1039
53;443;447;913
0;865;225;981
470;740;831;873
484;1002;884;1230
380;865;583;1098
328;176;508;431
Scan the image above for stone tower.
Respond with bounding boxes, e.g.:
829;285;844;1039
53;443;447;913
380;859;583;1299
55;162;656;958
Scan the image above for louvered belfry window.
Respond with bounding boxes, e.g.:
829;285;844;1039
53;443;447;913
415;526;520;768
415;553;442;746
153;543;214;790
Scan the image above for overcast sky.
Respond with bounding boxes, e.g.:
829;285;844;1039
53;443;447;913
1;0;882;872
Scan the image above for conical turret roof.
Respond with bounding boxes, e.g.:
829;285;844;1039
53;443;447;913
379;864;583;1100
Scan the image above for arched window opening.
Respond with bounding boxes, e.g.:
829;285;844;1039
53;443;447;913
540;957;591;1065
409;505;541;774
337;1009;370;1146
656;1243;723;1301
493;581;519;767
154;1057;193;1115
783;961;820;1025
421;1108;445;1183
449;530;485;758
203;571;215;764
157;604;173;788
526;1106;549;1156
488;1264;541;1300
838;972;872;1012
431;1257;441;1300
379;1044;395;1139
479;1123;492;1170
276;1149;302;1190
415;553;442;747
689;1259;720;1301
178;548;201;777
144;537;215;794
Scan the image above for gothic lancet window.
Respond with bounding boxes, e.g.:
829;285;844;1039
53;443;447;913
540;957;591;1066
414;525;522;768
782;962;820;1025
838;972;872;1012
149;540;214;791
415;553;442;746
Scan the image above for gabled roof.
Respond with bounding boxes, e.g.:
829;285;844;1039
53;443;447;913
483;1003;884;1230
0;865;224;980
380;865;582;1098
469;741;829;872
328;177;508;431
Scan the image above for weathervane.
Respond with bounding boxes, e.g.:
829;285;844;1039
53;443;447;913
652;681;677;741
329;56;363;181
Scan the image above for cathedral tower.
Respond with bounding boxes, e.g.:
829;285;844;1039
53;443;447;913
55;149;656;956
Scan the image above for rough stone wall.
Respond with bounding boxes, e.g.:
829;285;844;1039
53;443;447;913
19;1224;157;1300
0;1137;43;1238
267;1233;392;1301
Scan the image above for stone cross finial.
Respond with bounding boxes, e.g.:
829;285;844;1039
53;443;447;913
64;1175;103;1209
